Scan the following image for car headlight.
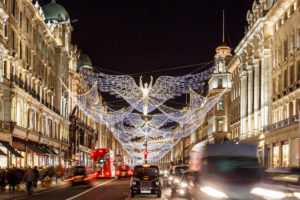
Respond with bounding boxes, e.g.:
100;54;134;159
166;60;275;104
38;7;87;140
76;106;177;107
200;186;228;199
180;182;187;188
250;187;286;199
174;178;180;183
294;192;300;199
132;181;137;186
155;181;160;185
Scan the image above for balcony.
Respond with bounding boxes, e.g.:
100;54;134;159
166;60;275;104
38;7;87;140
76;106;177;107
263;114;299;132
10;75;60;116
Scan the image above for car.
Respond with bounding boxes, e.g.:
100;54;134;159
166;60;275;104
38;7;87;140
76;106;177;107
130;164;162;198
179;170;199;199
116;165;132;179
65;166;95;186
169;165;189;195
191;143;266;200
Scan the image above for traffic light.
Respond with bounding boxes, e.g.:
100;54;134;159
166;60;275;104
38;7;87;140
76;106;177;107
144;150;148;158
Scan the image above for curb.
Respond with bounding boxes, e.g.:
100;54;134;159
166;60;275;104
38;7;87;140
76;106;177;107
2;183;68;200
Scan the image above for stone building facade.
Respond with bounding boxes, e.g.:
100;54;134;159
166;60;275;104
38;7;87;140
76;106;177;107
0;0;71;168
169;0;300;168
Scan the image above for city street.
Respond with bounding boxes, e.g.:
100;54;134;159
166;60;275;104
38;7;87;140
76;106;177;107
11;179;184;200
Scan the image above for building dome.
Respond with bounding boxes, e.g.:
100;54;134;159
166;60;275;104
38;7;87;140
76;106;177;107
79;53;93;69
42;0;70;22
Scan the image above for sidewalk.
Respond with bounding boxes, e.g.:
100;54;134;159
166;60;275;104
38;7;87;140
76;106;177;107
0;180;68;200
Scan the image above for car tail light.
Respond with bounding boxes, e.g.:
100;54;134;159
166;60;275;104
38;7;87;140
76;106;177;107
106;172;110;176
116;170;120;175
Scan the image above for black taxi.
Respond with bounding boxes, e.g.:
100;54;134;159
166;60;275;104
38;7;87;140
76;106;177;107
130;164;162;198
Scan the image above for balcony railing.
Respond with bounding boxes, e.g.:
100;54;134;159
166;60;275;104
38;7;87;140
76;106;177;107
263;114;299;132
10;75;61;116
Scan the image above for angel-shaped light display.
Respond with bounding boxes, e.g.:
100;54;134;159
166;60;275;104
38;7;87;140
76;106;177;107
64;66;225;162
139;76;153;115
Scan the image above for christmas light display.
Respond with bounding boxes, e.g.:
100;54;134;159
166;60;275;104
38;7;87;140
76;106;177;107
64;66;226;162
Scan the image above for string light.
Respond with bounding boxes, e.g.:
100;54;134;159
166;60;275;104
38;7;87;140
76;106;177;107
64;66;225;162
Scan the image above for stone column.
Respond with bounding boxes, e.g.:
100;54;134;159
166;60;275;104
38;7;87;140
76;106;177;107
240;70;248;139
247;66;253;136
253;59;260;135
261;49;272;128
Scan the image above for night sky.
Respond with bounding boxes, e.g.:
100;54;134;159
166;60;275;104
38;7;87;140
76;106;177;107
39;0;253;77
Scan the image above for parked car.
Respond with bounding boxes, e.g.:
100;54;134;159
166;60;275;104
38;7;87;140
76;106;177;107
130;164;162;198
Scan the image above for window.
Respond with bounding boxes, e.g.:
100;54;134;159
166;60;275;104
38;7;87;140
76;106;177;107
26;18;29;34
3;61;6;78
297;61;300;81
298;28;300;48
278;45;282;64
290;65;294;85
290;34;294;55
12;0;16;16
217;100;223;110
19;12;22;28
278;74;282;91
19;42;22;59
217;119;224;133
48;119;52;137
284;70;288;89
11;30;15;50
284;39;288;60
218;78;223;88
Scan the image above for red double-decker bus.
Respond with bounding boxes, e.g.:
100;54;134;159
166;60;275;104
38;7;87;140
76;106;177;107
91;148;115;178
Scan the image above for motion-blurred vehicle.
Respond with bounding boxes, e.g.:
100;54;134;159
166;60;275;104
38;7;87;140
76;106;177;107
169;165;189;195
91;148;115;178
65;166;95;186
179;170;198;199
116;165;132;179
130;164;162;198
191;143;265;200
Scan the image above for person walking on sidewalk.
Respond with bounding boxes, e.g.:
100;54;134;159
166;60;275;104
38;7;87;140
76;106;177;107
7;167;17;193
0;169;6;192
23;168;35;195
33;166;39;188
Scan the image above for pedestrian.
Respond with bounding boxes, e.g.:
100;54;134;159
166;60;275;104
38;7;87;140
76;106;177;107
33;166;39;188
55;165;62;184
6;167;17;193
23;167;35;195
0;169;6;192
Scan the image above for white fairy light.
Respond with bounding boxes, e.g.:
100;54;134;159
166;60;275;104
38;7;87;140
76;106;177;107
64;66;225;162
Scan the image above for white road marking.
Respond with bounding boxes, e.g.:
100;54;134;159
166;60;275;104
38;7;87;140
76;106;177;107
65;179;115;200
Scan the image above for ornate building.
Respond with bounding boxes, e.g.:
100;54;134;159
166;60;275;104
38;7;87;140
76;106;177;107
0;0;72;168
169;0;300;168
230;0;300;167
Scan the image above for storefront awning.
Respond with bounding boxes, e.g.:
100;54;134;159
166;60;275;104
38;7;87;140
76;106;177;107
0;149;6;156
26;141;47;155
13;138;46;155
0;141;23;158
40;144;58;155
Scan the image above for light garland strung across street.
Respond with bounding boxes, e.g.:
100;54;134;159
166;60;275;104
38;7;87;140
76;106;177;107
64;66;226;162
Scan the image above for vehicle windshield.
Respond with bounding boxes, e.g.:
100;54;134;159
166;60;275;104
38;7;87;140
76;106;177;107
175;166;189;176
73;166;85;176
202;157;261;184
134;167;159;177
